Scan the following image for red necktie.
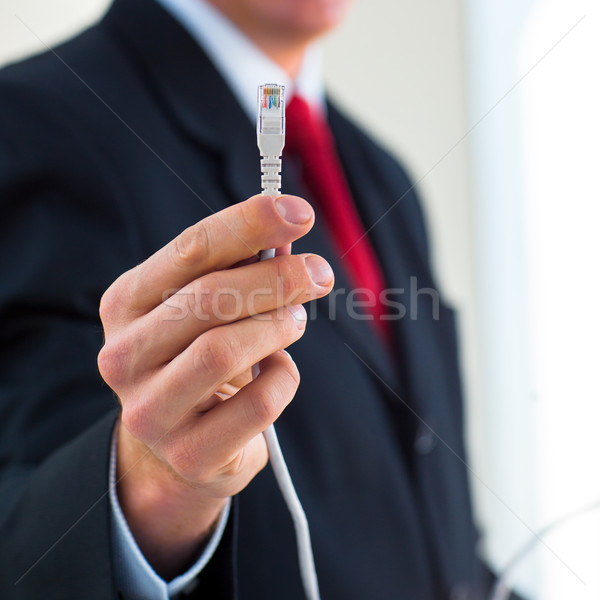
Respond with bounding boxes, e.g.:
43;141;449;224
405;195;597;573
285;96;391;344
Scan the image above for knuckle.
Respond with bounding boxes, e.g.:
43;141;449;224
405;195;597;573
97;337;131;387
219;448;247;479
172;221;211;268
99;285;122;324
277;256;311;302
100;268;139;324
239;199;264;240
215;292;239;320
198;274;239;321
193;333;240;376
184;282;213;321
165;286;196;321
183;283;212;322
121;402;154;442
166;436;208;482
239;199;257;230
98;292;111;323
274;258;297;299
167;441;196;479
247;386;281;425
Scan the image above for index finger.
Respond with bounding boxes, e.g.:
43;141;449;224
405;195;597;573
108;194;314;318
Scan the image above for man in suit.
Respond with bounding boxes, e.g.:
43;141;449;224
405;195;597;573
0;0;499;598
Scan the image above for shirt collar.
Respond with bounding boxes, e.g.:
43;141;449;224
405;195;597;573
153;0;325;121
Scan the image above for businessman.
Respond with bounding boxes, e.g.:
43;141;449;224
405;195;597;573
0;0;502;598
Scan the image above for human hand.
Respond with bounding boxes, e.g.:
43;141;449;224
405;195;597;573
97;194;334;577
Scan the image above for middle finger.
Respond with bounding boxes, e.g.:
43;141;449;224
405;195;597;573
130;252;333;371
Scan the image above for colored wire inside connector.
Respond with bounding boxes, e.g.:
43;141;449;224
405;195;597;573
261;84;282;109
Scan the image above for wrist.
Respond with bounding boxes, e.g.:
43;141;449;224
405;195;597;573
116;422;228;579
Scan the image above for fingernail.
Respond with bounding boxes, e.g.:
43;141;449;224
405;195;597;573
287;304;307;329
276;196;312;224
305;255;334;286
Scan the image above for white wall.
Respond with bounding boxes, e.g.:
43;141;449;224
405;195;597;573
465;1;600;598
463;1;538;594
0;0;110;64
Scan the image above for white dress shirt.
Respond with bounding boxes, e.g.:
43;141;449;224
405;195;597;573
109;1;326;598
155;0;324;119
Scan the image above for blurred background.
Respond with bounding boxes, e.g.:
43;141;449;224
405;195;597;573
1;0;598;597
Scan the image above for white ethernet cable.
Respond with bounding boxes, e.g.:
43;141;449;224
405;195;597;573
253;84;321;600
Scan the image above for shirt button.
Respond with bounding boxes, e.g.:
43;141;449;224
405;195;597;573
414;426;437;454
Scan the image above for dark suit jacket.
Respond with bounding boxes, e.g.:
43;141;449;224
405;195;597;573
0;0;492;598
